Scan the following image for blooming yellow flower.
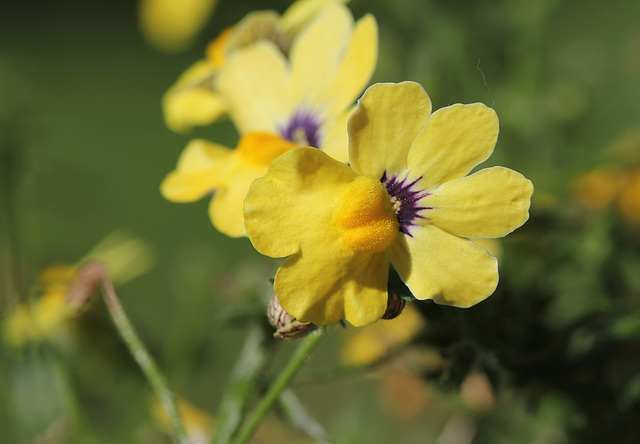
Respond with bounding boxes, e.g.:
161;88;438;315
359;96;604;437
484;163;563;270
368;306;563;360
244;82;533;327
162;3;378;237
161;133;297;237
217;2;377;163
139;0;218;53
163;0;348;132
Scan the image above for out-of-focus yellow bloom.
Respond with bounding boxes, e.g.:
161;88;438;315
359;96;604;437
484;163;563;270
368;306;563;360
3;265;78;347
571;166;628;211
217;3;377;160
139;0;218;53
571;162;640;224
341;305;424;366
161;133;298;237
244;82;533;327
2;232;154;348
618;168;640;223
153;397;215;444
152;396;318;444
162;3;377;238
163;0;348;132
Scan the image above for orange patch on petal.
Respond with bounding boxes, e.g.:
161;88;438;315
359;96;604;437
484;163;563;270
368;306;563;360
335;176;398;253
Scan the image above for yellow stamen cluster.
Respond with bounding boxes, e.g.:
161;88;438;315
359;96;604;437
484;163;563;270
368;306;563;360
335;176;399;253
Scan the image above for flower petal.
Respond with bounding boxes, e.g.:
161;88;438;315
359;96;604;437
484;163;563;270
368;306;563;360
278;0;348;35
290;4;353;106
320;105;354;163
208;160;265;238
160;139;231;202
162;60;226;132
275;248;389;326
217;41;292;134
349;82;432;179
390;225;498;307
245;147;357;258
325;14;378;117
407;103;499;189
424;167;533;238
163;88;227;133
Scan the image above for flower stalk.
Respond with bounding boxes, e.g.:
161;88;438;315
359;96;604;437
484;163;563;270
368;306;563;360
67;261;190;444
231;327;325;444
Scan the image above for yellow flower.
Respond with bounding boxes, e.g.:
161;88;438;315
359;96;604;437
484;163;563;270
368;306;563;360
3;232;154;348
162;3;378;237
244;82;533;327
139;0;218;53
618;168;640;223
217;2;377;163
163;0;349;132
3;265;78;347
161;133;298;237
571;166;628;211
152;396;215;444
341;305;424;366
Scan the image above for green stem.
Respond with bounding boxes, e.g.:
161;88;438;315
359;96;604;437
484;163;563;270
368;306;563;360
68;262;190;444
212;324;268;444
231;327;325;444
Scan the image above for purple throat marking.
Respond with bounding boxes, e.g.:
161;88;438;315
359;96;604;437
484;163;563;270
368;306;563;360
381;171;432;236
279;108;323;148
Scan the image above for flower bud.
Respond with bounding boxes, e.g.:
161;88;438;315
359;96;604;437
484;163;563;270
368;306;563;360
268;295;316;340
382;290;407;320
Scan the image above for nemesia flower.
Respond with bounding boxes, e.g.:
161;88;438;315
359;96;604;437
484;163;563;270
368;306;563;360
162;3;378;237
163;0;348;132
244;82;533;327
161;133;298;237
217;2;377;163
2;232;153;348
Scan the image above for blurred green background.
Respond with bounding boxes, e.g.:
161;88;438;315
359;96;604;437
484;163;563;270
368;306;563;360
2;0;640;443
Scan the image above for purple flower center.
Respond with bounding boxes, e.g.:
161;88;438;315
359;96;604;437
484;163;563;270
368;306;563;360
381;171;432;236
279;108;323;148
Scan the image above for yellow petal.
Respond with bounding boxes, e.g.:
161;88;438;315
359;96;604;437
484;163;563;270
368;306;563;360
245;147;357;258
290;4;353;106
278;0;348;36
225;10;280;53
408;103;499;190
217;41;292;134
275;248;389;326
390;225;498;307
208;159;265;238
205;27;233;65
349;82;432;179
321;105;354;163
325;14;378;117
424;167;533;238
163;88;227;133
160;139;231;202
162;59;224;132
139;0;218;53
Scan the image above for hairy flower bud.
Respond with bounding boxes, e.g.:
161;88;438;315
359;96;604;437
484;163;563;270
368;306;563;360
268;295;316;340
